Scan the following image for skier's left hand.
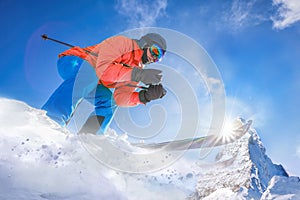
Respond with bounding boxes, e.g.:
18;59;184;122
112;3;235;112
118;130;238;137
139;84;167;104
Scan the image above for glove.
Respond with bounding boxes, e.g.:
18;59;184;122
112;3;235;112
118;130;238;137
132;68;162;85
139;84;167;104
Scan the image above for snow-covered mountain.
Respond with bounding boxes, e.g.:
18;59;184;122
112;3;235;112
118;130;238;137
189;119;300;200
0;98;299;200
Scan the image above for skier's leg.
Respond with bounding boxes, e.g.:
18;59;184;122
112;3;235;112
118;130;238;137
94;84;118;134
42;56;84;126
42;77;82;126
57;55;83;80
78;115;105;134
79;84;117;134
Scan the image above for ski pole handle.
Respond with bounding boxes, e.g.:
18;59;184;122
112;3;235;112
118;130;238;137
41;34;98;57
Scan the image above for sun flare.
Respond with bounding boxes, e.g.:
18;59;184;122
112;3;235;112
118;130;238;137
219;118;243;143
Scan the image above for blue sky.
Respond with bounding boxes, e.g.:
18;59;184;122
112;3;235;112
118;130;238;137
1;0;300;175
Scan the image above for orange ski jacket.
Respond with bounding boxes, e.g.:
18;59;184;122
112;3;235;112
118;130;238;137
58;36;144;107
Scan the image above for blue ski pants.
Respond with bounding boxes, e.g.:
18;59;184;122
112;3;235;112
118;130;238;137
42;56;117;134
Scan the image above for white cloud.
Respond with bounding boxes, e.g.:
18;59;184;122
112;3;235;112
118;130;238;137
115;0;167;28
221;0;300;31
272;0;300;29
221;0;269;32
228;0;256;28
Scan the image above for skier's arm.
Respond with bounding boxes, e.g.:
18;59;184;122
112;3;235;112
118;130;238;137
113;83;142;106
94;36;138;86
99;63;133;87
58;45;98;67
113;83;167;107
58;45;97;59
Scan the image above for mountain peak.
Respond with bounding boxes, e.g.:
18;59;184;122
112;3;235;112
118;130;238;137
190;121;297;200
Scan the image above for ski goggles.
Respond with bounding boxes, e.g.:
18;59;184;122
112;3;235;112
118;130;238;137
149;44;164;62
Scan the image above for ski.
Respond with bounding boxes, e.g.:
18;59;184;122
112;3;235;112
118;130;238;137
133;120;252;151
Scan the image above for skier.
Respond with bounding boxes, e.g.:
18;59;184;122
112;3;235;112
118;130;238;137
42;33;167;135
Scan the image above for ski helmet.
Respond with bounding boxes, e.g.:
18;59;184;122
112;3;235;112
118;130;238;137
137;33;167;55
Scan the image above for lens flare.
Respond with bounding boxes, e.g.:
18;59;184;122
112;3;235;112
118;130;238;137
219;118;243;143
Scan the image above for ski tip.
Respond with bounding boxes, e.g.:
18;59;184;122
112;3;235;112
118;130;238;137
247;120;253;125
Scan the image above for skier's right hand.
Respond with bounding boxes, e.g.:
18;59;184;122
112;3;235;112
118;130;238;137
139;84;167;104
131;68;162;85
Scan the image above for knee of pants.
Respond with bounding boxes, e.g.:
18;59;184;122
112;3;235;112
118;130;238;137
57;56;83;80
93;87;117;134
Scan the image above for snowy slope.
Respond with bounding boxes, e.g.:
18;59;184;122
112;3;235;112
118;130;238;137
0;98;200;200
262;176;300;200
0;98;299;200
0;98;126;200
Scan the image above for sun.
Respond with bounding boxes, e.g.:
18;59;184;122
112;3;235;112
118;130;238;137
219;118;243;143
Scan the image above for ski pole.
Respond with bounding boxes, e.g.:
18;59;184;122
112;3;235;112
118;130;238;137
41;34;98;57
126;84;148;90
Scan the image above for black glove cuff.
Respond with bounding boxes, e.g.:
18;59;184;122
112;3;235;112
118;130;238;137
139;90;150;104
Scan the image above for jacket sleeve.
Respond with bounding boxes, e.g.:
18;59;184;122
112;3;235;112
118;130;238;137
113;82;143;107
99;63;133;87
59;45;98;67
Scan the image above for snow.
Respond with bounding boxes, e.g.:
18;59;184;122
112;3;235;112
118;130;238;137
261;176;300;200
0;98;199;199
0;98;125;200
190;122;300;200
0;98;299;200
